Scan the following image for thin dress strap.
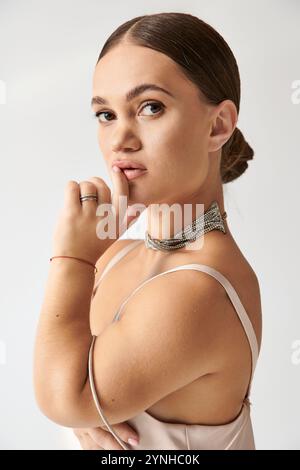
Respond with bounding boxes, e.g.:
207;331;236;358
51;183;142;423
92;239;143;298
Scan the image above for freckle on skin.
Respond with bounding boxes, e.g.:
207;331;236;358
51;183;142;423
56;314;60;317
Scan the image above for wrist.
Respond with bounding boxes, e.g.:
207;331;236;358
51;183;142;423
49;255;98;275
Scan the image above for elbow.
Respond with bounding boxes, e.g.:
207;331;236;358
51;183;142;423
34;390;85;428
33;377;82;428
33;375;138;429
33;361;89;427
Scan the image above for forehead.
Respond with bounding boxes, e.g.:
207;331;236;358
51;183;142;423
92;43;194;99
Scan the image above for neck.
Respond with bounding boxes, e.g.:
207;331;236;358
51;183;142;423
146;183;228;242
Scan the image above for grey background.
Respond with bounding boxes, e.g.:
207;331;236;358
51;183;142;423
0;0;299;449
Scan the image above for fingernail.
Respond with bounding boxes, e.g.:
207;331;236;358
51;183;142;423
127;438;139;446
112;165;121;173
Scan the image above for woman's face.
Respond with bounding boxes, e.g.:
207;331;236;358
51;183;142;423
92;42;216;207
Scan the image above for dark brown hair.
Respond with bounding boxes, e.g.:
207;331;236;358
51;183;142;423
96;12;254;183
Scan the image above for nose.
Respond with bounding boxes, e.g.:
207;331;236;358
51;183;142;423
111;123;141;153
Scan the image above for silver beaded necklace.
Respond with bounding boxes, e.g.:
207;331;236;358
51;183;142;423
144;200;227;251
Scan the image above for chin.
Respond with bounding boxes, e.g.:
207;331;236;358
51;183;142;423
127;191;151;209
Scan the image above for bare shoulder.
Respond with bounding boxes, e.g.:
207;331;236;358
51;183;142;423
117;267;229;374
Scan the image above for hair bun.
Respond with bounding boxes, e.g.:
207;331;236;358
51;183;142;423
221;127;254;183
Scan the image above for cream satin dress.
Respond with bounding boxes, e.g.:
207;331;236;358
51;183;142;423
88;239;260;450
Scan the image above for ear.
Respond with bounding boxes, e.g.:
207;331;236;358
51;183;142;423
207;100;238;152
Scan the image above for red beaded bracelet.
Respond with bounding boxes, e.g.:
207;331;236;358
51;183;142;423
49;256;98;274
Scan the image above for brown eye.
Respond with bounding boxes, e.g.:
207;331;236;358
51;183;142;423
94;111;114;123
94;101;164;123
140;101;164;116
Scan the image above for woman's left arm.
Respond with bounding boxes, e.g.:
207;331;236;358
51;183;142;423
33;170;138;428
33;256;97;424
34;266;225;429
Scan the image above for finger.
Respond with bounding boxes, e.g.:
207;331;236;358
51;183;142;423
73;429;89;450
109;422;139;445
80;433;103;450
89;424;139;449
64;180;81;213
88;173;129;239
110;166;130;218
88;427;127;450
78;181;98;216
72;428;84;438
86;177;112;209
110;166;146;235
76;433;89;450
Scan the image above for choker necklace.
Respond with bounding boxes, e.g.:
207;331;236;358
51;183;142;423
144;200;227;251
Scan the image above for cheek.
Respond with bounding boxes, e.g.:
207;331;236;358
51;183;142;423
152;110;206;157
144;118;187;174
161;120;207;178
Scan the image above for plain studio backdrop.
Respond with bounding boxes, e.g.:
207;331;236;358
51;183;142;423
0;0;299;450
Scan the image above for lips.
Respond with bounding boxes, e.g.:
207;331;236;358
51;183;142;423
122;168;147;180
112;160;147;170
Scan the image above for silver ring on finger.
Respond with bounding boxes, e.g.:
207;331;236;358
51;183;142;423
80;194;98;203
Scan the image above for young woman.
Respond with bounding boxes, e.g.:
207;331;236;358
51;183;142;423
34;12;262;450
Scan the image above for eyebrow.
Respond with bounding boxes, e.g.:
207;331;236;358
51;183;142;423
90;83;175;107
